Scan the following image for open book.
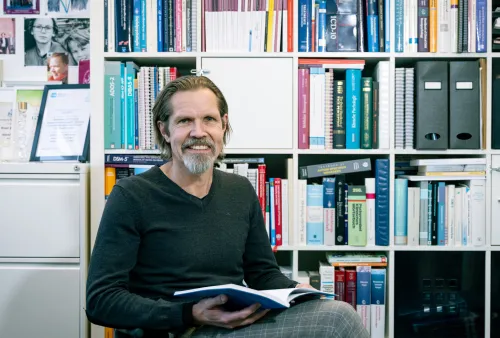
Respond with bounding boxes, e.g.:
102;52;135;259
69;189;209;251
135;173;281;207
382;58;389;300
174;283;336;309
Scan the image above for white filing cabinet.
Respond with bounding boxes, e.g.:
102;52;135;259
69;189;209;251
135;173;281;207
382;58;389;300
493;156;500;246
0;163;89;338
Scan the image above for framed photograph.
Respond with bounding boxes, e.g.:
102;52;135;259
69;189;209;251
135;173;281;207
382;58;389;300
43;0;89;16
30;84;90;162
3;0;40;14
0;18;16;55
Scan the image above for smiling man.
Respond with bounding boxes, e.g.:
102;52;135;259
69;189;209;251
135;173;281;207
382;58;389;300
85;76;369;338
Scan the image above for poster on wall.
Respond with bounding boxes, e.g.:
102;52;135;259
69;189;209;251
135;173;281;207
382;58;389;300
42;0;89;16
3;0;40;14
24;17;89;67
0;18;16;55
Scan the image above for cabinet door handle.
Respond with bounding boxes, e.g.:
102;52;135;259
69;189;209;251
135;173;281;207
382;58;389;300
491;166;500;172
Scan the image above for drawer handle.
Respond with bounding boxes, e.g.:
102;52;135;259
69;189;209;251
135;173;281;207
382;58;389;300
491;166;500;173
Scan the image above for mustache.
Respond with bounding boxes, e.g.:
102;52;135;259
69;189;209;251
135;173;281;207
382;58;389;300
182;138;215;149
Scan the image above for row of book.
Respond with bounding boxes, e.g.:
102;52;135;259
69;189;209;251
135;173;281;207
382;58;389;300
104;61;180;150
105;0;198;53
297;158;390;247
395;0;487;53
396;60;486;150
298;0;389;53
298;59;390;150
104;0;294;53
286;253;387;337
394;158;486;247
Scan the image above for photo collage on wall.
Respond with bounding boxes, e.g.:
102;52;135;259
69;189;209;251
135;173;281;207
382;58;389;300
1;0;90;84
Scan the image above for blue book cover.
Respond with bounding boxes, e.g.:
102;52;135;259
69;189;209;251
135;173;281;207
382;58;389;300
356;266;371;331
126;62;139;149
317;0;327;52
366;0;379;52
384;0;390;51
346;69;361;149
375;159;389;246
394;178;408;245
437;182;446;245
394;0;404;52
370;268;386;336
140;0;147;51
132;0;141;51
120;62;126;148
476;0;487;52
307;184;324;245
298;0;311;52
174;283;336;310
157;0;163;52
344;183;348;245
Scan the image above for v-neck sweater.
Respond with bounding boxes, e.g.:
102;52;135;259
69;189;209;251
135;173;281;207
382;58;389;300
85;166;298;334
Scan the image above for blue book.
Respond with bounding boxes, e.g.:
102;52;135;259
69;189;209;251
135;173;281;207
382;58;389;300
437;182;446;245
132;0;141;52
307;184;324;245
366;0;379;52
317;0;327;52
375;159;389;246
356;266;371;331
125;62;139;149
174;283;336;309
394;0;404;52
298;0;311;52
384;0;390;51
394;178;408;245
371;269;386;336
346;69;361;149
322;177;336;246
269;178;276;246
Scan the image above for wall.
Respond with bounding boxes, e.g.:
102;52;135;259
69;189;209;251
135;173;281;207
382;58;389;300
0;0;90;84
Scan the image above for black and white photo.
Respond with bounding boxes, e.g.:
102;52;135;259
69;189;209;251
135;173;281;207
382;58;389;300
43;0;89;16
24;17;89;67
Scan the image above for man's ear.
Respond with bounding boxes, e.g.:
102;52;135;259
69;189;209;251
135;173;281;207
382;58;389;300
221;114;228;132
157;121;170;143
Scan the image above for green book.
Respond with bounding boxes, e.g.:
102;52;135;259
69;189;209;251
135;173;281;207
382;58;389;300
347;185;367;246
361;77;373;149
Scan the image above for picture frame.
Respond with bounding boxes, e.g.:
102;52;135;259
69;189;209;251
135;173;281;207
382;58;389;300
30;84;90;162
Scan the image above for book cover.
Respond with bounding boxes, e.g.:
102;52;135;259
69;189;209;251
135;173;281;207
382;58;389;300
348;185;367;246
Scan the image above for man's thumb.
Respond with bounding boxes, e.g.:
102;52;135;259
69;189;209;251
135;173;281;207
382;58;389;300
214;294;227;305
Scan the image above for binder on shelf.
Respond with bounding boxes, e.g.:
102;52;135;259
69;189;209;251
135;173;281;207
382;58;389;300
415;61;449;150
449;61;480;149
492;78;500;149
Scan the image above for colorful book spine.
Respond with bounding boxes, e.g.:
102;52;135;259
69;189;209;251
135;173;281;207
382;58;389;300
394;178;408;245
365;178;376;246
323;177;336;246
361;77;373;149
356;265;371;333
366;0;379;52
438;182;446;246
395;0;404;52
307;184;324;245
104;61;122;149
370;268;386;338
346;69;361;149
348;185;367;246
375;159;390;246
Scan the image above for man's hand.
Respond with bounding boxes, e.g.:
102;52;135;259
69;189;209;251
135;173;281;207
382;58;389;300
192;295;270;329
295;283;316;290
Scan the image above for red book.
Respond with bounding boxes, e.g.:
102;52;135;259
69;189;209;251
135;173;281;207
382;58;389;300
345;268;357;310
335;268;346;301
274;178;282;246
258;164;266;222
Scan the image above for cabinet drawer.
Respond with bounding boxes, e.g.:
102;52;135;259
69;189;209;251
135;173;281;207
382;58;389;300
0;263;80;338
0;175;80;257
493;156;500;245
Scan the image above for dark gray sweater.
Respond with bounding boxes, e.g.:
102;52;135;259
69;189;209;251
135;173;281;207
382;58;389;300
85;165;297;335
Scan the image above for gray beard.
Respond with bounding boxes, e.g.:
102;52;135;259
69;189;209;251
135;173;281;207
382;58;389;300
183;153;214;175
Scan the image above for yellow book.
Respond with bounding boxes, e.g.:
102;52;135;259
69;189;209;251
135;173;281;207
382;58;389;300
105;167;116;198
267;0;275;52
429;0;438;52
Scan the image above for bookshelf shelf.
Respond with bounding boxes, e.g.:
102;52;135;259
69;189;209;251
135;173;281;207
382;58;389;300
89;0;499;338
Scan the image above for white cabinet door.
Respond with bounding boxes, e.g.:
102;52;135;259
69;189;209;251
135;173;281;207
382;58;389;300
0;174;80;258
0;264;80;338
201;57;293;149
492;155;500;245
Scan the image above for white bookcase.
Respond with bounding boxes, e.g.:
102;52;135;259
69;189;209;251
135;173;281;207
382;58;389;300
89;1;499;338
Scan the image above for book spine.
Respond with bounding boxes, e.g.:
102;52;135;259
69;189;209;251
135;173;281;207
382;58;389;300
384;0;390;51
361;77;373;149
345;268;357;309
333;80;346;149
370;269;386;338
394;178;408;245
348;185;367;246
270;179;276;246
438;182;446;245
419;181;429;245
335;175;346;245
346;69;361;149
395;0;404;52
429;0;437;52
475;0;486;52
298;0;311;52
335;268;346;301
274;178;283;246
357;0;366;52
366;0;379;52
306;184;324;245
375;159;390;246
298;68;310;149
372;81;379;148
365;178;376;246
418;0;429;52
323;177;336;246
378;0;384;52
356;266;371;333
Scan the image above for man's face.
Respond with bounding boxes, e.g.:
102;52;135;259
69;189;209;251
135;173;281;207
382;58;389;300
160;88;227;175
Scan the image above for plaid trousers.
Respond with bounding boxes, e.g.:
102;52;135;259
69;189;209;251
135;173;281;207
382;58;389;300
177;299;371;338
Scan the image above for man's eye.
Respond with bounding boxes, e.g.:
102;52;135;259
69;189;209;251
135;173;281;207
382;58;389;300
178;119;189;124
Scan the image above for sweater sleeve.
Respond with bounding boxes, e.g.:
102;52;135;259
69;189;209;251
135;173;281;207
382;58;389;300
85;185;194;331
242;194;298;290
